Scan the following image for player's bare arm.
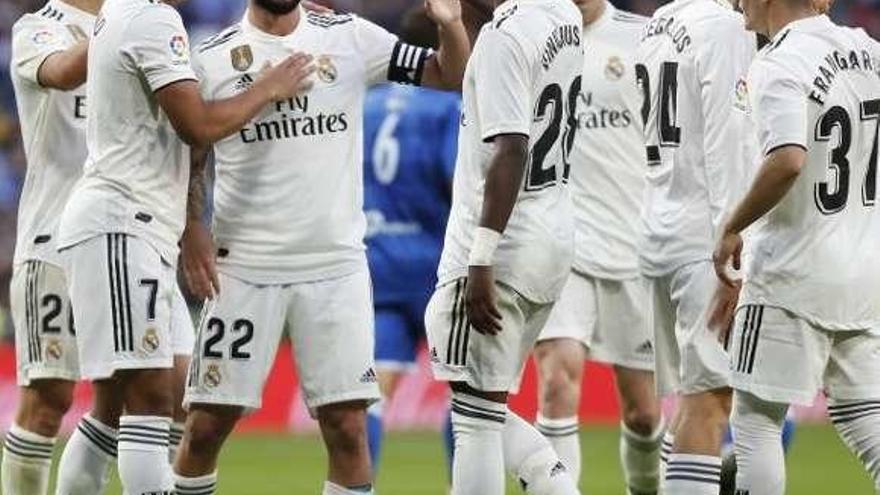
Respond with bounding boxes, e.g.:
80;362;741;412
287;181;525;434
156;53;315;148
713;145;807;287
36;40;87;90
466;133;529;335
181;145;220;300
421;0;470;90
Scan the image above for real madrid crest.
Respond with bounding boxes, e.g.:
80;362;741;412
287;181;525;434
46;339;63;360
231;45;254;72
205;364;222;388
605;56;625;81
317;55;338;84
142;328;160;353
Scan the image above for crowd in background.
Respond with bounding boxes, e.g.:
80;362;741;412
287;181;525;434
0;0;878;339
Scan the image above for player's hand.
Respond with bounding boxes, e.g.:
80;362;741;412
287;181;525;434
181;221;220;300
425;0;462;26
708;279;742;346
713;228;743;288
255;53;316;102
301;1;333;14
466;265;503;335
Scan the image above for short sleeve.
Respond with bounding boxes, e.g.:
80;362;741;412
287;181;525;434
124;5;197;92
749;57;808;156
11;16;72;85
474;29;532;141
354;16;432;86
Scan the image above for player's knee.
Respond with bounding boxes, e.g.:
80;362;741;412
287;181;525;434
183;408;240;458
17;381;74;435
680;391;731;432
540;362;581;414
118;369;175;416
621;405;660;437
319;402;368;457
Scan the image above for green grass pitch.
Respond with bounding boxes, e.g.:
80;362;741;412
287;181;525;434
45;425;871;494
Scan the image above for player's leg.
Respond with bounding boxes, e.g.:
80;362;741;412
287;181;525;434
533;273;591;484
727;305;833;495
174;274;286;495
369;305;415;472
169;285;195;465
289;268;380;494
824;329;880;492
662;262;733;495
3;261;78;495
533;339;585;483
592;278;664;495
64;235;184;494
645;274;679;483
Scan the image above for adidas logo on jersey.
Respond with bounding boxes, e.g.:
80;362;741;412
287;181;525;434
359;368;377;384
549;461;567;478
234;74;254;93
636;340;654;355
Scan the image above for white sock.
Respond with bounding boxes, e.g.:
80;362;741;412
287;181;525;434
731;392;787;495
663;453;721;494
535;414;581;484
175;471;217;495
168;422;184;465
659;431;674;484
505;411;579;495
56;414;117;495
117;415;174;494
621;418;665;495
322;480;374;494
1;424;54;495
450;392;507;495
828;398;880;491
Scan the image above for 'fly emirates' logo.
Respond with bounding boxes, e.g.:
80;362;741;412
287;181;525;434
239;96;350;143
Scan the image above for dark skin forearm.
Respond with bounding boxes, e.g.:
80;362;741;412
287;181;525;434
422;20;471;91
724;145;806;235
478;134;529;232
187;146;210;224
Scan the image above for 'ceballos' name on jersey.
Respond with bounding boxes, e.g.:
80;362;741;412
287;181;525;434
194;8;431;283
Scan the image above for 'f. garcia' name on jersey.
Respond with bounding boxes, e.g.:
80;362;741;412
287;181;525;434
808;48;878;105
240;95;348;143
541;24;581;70
641;15;690;53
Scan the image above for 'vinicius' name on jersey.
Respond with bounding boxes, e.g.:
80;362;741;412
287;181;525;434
541;24;581;70
808;48;878;106
239;95;350;143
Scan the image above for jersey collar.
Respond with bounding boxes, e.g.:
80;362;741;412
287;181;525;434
707;0;735;11
241;5;307;43
583;1;614;35
778;13;830;36
49;0;97;23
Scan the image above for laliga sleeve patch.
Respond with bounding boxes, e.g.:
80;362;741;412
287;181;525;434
387;41;432;86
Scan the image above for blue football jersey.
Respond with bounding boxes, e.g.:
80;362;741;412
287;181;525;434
363;84;461;305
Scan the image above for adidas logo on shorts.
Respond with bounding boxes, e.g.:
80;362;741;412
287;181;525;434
636;340;654;355
549;461;567;478
430;347;440;363
359;368;377;384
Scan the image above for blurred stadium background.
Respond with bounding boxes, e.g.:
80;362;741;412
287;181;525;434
1;0;880;493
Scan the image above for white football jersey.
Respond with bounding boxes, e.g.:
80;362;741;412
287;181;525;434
437;0;584;304
193;9;432;284
637;0;758;277
570;5;646;280
11;1;94;267
58;0;196;262
741;15;880;330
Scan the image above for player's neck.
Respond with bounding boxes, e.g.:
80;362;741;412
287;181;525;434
581;0;606;27
766;4;816;39
249;5;301;37
59;0;101;15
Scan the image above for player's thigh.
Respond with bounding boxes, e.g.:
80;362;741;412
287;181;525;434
64;234;177;380
729;305;829;406
374;305;419;372
645;275;679;397
536;271;596;349
185;273;286;410
591;277;655;372
668;261;730;394
288;268;380;415
824;329;880;403
11;260;79;386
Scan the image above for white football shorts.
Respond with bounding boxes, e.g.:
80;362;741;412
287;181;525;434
62;234;194;380
730;304;880;406
12;260;79;385
538;272;654;371
426;278;554;393
648;261;730;397
184;267;380;415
